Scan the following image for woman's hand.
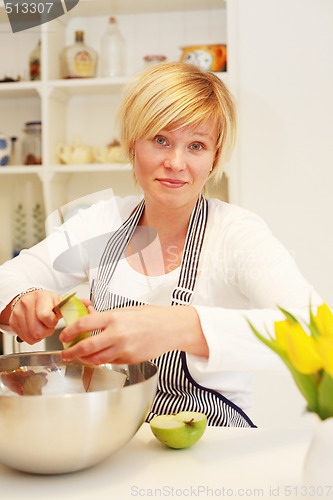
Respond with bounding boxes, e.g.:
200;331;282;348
59;305;209;365
9;289;63;344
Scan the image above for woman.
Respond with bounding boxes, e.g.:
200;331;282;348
0;62;321;426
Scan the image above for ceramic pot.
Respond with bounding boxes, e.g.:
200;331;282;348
303;416;333;484
0;132;11;166
93;144;124;163
56;136;94;164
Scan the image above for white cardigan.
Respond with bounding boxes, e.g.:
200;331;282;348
0;195;322;410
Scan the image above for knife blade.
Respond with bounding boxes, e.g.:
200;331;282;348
16;292;76;343
52;292;76;313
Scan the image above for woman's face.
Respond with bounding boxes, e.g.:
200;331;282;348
133;119;218;211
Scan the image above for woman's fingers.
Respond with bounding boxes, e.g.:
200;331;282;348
59;305;207;365
60;306;166;364
59;308;114;343
61;326;118;362
35;293;62;329
9;290;62;343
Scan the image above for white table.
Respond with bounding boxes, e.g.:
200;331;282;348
1;330;332;500
1;421;330;500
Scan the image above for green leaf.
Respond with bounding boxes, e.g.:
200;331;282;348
286;366;319;414
277;306;299;325
247;320;285;356
308;306;321;340
317;371;333;420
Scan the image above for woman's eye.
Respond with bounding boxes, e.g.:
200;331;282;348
154;136;167;145
190;142;204;151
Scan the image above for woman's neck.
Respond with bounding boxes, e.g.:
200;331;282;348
139;197;199;244
126;196;200;276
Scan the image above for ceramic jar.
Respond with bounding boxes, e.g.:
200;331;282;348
93;143;124;163
56;136;94;164
0;133;11;166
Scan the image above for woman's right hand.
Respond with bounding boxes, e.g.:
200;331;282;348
9;289;63;344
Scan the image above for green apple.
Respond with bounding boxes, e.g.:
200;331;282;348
150;411;207;449
59;294;90;349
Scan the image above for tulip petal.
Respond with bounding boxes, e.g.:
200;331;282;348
315;303;333;337
274;320;292;351
279;322;322;375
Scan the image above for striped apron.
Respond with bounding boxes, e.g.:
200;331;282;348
91;196;255;427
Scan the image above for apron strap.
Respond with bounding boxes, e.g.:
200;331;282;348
94;198;145;312
172;195;208;306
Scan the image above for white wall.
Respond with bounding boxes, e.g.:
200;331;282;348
234;0;333;306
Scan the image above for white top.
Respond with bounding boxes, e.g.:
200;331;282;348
0;196;322;410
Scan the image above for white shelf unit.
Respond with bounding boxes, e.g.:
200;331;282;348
0;0;233;264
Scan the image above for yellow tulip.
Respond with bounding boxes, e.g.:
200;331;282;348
274;320;292;350
274;319;323;374
317;336;333;378
315;303;333;337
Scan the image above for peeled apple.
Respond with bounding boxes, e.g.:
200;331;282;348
59;294;90;348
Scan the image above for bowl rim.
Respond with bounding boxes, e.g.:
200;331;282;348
0;350;158;399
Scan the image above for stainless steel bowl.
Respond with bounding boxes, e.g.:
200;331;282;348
0;351;158;474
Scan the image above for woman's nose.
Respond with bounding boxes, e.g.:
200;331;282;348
164;148;186;170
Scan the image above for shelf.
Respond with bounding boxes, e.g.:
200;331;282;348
48;73;227;97
65;0;226;18
49;76;128;97
0;81;42;98
49;163;132;173
0;164;131;175
0;166;43;175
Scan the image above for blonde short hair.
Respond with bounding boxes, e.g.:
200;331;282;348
117;62;237;182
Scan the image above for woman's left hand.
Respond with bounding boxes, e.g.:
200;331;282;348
59;305;208;365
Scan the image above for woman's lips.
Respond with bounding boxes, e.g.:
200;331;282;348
157;178;187;188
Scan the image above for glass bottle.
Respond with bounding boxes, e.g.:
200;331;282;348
22;121;42;165
29;40;41;81
9;136;18;165
60;31;98;79
100;17;126;77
